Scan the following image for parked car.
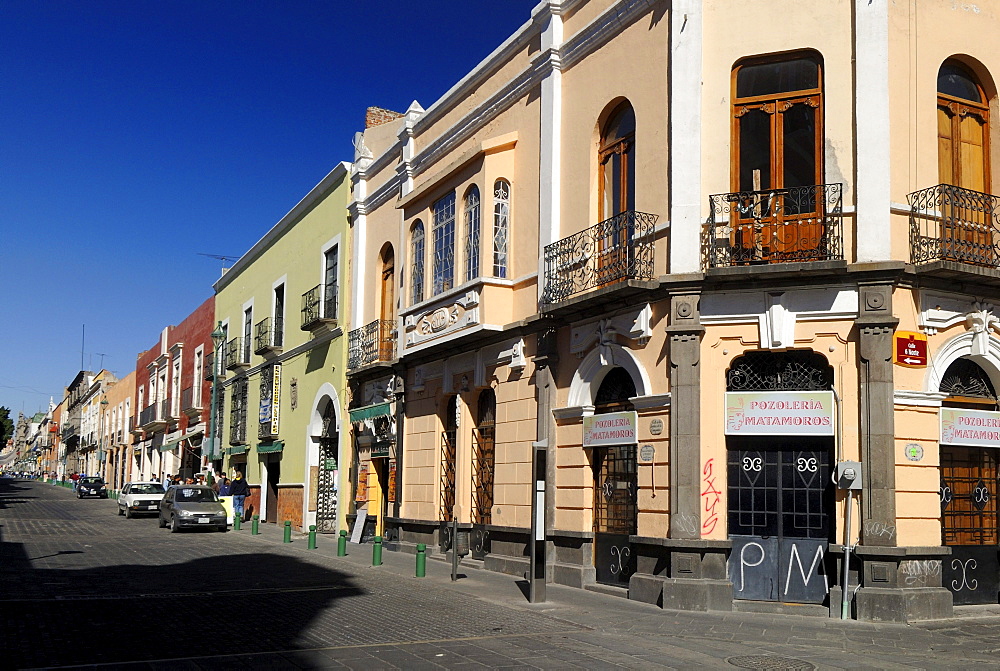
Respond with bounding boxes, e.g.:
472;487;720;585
77;476;108;499
118;482;166;518
158;485;227;532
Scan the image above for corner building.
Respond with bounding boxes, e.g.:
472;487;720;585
348;0;1000;622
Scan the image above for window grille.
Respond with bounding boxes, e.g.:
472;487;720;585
726;350;833;391
432;193;456;294
229;377;248;444
493;180;509;278
410;221;425;304
940;358;997;401
465;186;480;282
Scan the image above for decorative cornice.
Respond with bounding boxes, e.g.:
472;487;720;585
893;390;947;408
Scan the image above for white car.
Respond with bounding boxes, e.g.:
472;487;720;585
118;481;167;518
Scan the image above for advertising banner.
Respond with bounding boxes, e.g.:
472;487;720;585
941;407;1000;447
583;411;638;447
725;391;835;436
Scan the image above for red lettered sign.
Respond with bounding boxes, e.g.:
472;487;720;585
894;331;927;368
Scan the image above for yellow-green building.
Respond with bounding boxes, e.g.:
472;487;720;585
215;162;351;531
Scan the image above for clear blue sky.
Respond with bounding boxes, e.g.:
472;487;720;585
0;1;536;418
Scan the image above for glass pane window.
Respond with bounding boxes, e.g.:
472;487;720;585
432;192;456;294
464;186;481;282
492;180;509;278
410;221;425;304
324;246;338;320
599;103;636;220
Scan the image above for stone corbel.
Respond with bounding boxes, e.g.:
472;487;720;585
966;301;1000;356
570;304;653;356
759;292;797;350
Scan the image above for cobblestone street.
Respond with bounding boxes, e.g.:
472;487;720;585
5;478;1000;670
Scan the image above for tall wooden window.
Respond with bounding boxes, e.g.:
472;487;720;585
938;61;990;192
379;246;395;361
599;103;636;221
410;221;425;305
323;245;338;320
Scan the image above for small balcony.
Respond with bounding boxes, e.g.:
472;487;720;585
223;337;249;370
348;320;396;370
541;210;657;307
704;184;843;268
181;386;202;419
204;352;225;381
909;184;1000;269
139;402;165;432
254;317;283;355
301;285;338;332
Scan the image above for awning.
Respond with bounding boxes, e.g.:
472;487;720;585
227;445;247;455
161;438;181;452
257;440;284;454
349;402;392;423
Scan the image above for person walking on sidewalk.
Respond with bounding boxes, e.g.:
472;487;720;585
230;471;250;518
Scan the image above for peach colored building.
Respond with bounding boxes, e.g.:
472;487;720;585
347;0;1000;622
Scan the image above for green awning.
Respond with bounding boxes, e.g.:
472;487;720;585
161;438;181;452
257;440;284;454
227;445;247;455
349;402;392;423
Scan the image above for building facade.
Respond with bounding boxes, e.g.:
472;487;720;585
100;370;135;490
217;162;352;531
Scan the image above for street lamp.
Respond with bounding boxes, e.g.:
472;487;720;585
208;321;226;467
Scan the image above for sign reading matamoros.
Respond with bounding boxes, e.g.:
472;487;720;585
583;411;638;447
941;407;1000;447
725;391;835;436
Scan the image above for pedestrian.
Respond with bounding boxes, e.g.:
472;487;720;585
218;477;231;496
230;471;250;518
196;473;206;485
69;472;79;491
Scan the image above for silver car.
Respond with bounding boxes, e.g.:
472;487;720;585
118;481;166;518
158;485;227;532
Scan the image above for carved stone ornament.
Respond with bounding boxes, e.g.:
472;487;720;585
405;290;481;348
864;289;887;311
570;304;652;356
966;301;1000;356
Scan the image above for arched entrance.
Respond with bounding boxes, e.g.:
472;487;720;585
939;357;1000;604
591;367;638;587
472;389;496;560
725;350;835;604
316;399;339;533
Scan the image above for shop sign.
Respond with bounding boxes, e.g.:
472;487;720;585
356;463;368;502
388;459;397;503
323;458;337;471
583;411;638;447
370;443;390;459
894;331;928;368
725;391;835;436
941;407;1000;447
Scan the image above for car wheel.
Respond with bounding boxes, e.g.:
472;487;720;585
125;507;133;519
77;493;82;499
170;515;180;533
118;505;124;516
158;515;167;529
217;525;227;533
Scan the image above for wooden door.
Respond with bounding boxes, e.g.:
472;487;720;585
379;247;395;361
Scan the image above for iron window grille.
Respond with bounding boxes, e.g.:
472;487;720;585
726;350;833;392
465;186;481;282
229;378;248;445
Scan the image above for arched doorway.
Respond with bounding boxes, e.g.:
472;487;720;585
316;400;339;533
472;389;496;560
725;350;835;604
939;357;1000;604
592;367;638;587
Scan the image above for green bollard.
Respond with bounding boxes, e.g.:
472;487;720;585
337;529;347;556
283;520;292;543
234;512;242;531
373;536;383;566
308;525;317;550
416;543;427;577
251;514;260;535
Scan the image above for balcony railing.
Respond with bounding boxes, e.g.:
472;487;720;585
139;403;158;427
909;184;1000;267
704;184;843;268
348;320;396;370
223;337;249;370
181;387;201;413
541;210;657;306
301;285;338;330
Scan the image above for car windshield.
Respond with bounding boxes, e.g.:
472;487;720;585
133;484;165;495
176;488;218;503
82;478;103;485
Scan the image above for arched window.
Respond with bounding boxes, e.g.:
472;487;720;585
433;192;456;294
938;61;990;192
493;179;510;278
464;186;481;282
410;221;425;305
599;103;636;221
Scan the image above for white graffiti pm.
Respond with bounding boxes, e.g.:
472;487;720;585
951;558;979;592
784;543;828;597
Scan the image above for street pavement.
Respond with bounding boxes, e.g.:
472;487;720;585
4;479;1000;670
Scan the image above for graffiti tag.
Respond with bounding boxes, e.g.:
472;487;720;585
701;458;721;534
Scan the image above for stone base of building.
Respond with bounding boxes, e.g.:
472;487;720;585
383;516;437;554
852;545;954;623
629;536;734;611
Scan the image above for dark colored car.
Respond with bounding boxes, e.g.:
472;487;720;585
77;476;108;499
158;485;227;532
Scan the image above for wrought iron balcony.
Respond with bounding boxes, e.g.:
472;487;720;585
348;320;396;370
258;421;278;440
908;184;1000;267
301;285;338;331
541;210;657;306
181;387;202;415
139;403;158;428
254;318;282;354
704;183;843;268
223;337;249;370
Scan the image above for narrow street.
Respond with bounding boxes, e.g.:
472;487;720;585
3;478;1000;670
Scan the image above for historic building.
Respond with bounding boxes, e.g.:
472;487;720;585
345;0;1000;622
216;162;352;531
60;370;95;476
100;370;135;491
130;297;215;483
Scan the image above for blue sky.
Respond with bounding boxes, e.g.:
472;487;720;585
0;1;536;418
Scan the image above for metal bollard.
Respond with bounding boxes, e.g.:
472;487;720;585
337;529;347;556
251;514;260;535
283;520;292;543
308;525;317;550
234;512;242;531
373;536;383;566
416;543;426;577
